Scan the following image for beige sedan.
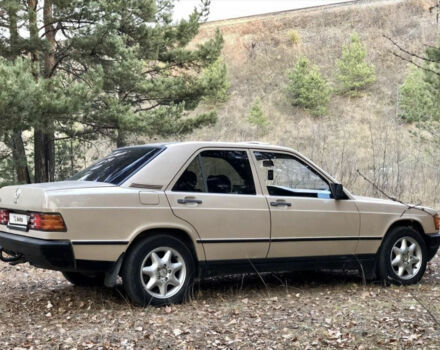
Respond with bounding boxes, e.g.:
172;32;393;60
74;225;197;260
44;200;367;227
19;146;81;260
0;142;439;305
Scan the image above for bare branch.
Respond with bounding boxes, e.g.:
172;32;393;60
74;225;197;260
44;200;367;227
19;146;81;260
389;50;440;77
384;35;439;64
356;169;435;217
383;35;440;77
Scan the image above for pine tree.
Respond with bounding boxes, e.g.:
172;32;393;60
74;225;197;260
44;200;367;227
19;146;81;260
397;38;440;127
424;39;440;119
0;0;226;182
247;98;270;136
336;33;376;96
399;67;435;123
200;58;231;104
286;56;331;116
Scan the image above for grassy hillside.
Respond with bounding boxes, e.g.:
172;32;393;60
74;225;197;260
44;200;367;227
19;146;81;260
174;0;440;207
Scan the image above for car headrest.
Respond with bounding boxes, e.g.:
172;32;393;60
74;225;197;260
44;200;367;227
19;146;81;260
207;175;231;193
175;170;197;191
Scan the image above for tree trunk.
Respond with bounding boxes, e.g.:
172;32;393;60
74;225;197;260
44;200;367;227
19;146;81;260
116;129;127;148
34;130;55;183
33;0;57;183
6;5;31;183
11;131;31;184
43;0;56;78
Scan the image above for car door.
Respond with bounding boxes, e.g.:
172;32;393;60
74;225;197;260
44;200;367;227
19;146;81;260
251;150;360;259
165;148;270;261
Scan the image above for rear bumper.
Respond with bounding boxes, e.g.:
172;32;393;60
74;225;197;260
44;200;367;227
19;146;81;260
0;231;115;272
0;231;74;270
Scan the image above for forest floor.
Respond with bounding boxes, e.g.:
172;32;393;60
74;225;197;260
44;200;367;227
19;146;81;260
1;256;440;350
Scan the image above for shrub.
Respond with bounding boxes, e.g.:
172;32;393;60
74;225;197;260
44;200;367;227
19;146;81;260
288;30;300;46
247;97;270;134
200;58;231;104
399;67;435;123
286;56;331;116
336;33;376;96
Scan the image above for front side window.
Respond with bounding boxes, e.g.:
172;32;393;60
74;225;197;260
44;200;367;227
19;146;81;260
70;147;162;185
254;151;330;198
173;150;256;195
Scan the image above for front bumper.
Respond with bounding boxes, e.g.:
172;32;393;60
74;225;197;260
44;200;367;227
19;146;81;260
426;232;440;248
0;231;74;270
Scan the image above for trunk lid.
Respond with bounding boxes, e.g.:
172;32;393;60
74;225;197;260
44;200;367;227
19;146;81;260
0;181;115;212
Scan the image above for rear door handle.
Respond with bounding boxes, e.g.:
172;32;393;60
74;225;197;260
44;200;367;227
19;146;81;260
270;201;292;207
177;198;203;205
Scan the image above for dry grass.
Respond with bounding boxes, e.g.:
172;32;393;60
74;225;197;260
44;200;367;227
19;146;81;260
158;0;440;208
1;256;440;349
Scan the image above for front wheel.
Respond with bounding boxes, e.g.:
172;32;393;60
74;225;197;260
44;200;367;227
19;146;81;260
378;227;428;285
121;235;195;306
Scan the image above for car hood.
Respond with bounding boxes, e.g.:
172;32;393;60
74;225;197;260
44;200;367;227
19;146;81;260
0;181;116;211
352;195;437;216
352;195;402;205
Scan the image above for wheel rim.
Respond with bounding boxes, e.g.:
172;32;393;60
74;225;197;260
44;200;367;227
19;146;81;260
140;247;187;299
390;236;422;280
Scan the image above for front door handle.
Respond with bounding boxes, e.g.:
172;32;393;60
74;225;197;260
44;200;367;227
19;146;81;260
177;198;203;205
270;200;292;207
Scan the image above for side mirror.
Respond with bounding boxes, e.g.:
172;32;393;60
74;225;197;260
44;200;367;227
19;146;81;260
330;183;345;200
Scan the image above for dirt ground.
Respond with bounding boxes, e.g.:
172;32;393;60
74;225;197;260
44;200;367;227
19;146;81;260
1;256;439;350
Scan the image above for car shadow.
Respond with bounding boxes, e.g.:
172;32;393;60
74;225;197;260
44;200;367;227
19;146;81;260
108;269;371;306
193;269;367;296
5;262;437;308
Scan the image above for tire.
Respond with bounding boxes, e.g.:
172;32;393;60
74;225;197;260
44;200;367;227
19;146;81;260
121;234;196;306
377;226;428;285
63;271;106;287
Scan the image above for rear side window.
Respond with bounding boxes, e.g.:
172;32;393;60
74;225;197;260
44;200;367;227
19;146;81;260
173;150;256;195
70;147;162;185
172;156;205;192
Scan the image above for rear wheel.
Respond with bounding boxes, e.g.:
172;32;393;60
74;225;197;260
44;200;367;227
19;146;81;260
121;235;195;306
62;271;105;287
378;227;428;285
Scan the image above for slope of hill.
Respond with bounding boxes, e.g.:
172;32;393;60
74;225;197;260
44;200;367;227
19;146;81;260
180;0;440;207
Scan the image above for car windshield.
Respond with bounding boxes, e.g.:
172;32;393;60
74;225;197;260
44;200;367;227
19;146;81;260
70;146;163;185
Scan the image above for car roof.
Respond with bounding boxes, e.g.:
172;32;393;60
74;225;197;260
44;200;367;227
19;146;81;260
121;140;343;195
120;141;295;152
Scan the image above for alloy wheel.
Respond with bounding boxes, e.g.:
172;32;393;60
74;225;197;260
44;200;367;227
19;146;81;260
390;236;422;280
140;247;187;299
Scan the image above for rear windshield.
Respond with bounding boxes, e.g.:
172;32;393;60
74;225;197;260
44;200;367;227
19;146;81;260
70;147;163;185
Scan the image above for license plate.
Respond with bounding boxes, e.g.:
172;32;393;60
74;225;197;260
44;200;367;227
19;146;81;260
9;213;29;227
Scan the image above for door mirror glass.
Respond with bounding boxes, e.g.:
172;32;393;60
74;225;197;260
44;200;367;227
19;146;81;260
329;183;345;200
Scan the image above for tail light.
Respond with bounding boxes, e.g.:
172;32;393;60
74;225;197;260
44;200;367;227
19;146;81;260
0;209;9;225
29;213;66;232
434;213;440;231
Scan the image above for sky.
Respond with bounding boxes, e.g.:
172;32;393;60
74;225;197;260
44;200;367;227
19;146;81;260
173;0;354;22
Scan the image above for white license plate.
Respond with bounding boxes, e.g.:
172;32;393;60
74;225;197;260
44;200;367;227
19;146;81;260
9;213;29;227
